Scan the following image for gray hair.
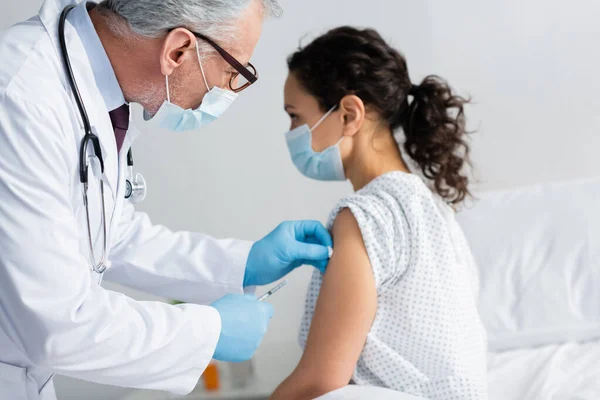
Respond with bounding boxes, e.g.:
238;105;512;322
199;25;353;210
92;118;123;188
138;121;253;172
97;0;281;42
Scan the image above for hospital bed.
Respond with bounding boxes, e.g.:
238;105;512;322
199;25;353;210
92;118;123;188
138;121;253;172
459;177;600;400
123;177;600;400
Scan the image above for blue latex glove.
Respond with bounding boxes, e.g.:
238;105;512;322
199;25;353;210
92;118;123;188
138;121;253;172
244;220;333;287
210;294;274;362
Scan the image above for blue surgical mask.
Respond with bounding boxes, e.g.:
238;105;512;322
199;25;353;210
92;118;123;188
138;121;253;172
145;41;238;132
284;106;346;181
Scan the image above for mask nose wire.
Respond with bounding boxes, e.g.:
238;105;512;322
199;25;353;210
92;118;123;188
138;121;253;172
196;40;211;92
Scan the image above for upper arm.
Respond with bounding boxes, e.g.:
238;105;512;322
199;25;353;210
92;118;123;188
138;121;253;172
294;208;377;391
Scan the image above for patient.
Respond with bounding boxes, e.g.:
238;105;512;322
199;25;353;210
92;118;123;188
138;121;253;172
270;27;487;400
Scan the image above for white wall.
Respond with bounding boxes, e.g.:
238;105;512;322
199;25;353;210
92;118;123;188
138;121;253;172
427;0;600;188
2;0;600;399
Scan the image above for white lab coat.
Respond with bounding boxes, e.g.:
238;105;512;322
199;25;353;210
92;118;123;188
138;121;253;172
0;0;252;399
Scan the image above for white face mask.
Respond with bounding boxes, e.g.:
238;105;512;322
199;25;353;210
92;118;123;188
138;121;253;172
145;41;238;132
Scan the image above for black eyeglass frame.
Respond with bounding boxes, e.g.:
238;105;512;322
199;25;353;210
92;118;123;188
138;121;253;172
175;29;259;93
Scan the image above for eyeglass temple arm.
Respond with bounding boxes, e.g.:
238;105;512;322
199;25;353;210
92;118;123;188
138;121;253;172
190;31;257;83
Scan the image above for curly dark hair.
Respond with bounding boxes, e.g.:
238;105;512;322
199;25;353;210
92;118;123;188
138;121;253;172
288;26;472;204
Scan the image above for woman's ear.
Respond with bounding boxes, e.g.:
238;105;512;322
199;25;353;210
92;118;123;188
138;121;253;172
160;28;197;76
339;95;365;137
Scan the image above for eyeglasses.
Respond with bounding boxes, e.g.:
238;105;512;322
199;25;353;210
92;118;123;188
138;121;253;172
191;31;258;93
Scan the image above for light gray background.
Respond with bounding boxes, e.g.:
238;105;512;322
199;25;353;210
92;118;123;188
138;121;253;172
2;0;599;399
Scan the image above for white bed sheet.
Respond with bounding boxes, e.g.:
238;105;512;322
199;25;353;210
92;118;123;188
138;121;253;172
488;339;600;400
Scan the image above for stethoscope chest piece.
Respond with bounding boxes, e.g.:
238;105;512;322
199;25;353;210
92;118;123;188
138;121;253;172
124;148;146;203
125;170;147;204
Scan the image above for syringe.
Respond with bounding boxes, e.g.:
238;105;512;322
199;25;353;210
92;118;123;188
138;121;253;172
257;280;289;302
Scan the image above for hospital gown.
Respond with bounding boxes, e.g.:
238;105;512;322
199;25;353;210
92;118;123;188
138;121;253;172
299;171;488;400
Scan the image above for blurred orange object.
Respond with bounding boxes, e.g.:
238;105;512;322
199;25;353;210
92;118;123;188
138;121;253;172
202;362;220;391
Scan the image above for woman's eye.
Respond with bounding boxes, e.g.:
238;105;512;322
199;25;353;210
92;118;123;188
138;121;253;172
288;113;298;121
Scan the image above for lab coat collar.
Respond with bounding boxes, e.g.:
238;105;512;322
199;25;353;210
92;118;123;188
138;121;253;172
38;0;79;37
69;1;126;113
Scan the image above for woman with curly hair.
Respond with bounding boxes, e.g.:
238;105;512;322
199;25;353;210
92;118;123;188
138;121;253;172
271;27;488;400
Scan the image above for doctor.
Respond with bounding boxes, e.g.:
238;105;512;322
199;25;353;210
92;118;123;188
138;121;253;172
0;0;333;399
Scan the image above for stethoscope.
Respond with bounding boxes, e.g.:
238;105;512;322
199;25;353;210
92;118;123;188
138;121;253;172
59;5;147;274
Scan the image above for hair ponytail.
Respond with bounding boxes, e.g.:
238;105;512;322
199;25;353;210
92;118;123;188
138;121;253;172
403;76;471;204
288;27;473;204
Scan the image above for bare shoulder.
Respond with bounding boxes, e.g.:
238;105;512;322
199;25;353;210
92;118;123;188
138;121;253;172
331;208;365;248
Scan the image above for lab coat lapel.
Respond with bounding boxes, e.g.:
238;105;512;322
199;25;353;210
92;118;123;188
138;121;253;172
39;0;119;200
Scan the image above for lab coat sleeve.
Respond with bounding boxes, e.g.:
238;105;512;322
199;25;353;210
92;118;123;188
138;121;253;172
105;197;254;304
0;93;219;394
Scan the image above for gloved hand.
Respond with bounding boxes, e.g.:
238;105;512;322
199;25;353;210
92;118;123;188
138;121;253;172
210;294;274;362
244;220;333;287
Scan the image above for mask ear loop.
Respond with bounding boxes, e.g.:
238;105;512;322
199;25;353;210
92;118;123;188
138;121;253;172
312;105;347;149
310;105;338;132
196;40;211;92
165;75;171;103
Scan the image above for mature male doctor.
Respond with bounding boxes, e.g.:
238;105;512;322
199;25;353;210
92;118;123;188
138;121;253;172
0;0;334;399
